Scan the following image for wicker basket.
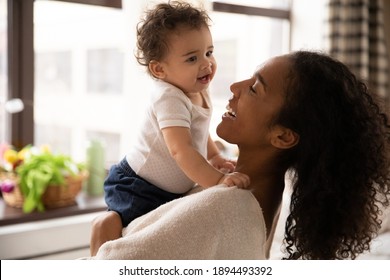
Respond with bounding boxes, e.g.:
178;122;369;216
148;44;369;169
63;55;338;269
0;172;87;209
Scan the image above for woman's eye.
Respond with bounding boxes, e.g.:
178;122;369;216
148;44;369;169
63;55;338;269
249;86;256;94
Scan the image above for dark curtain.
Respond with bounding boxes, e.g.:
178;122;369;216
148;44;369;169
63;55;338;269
328;0;389;107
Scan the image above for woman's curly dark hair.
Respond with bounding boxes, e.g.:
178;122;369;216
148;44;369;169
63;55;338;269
276;51;390;259
135;1;211;76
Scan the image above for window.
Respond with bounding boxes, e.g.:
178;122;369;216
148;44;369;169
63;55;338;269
5;0;291;165
0;0;7;144
33;0;125;166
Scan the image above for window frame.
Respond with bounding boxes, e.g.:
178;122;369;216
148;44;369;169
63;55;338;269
212;1;290;19
7;0;34;148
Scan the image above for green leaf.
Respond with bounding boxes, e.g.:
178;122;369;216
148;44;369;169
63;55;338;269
15;151;83;213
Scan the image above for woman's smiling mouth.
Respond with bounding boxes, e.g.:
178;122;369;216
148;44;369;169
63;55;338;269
223;105;237;120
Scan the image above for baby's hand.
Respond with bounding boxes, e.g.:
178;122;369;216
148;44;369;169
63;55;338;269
209;154;236;173
218;172;250;189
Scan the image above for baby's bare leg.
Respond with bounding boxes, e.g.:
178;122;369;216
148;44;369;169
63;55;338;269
90;211;122;256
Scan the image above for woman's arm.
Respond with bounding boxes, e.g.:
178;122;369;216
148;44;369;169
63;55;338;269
162;126;249;188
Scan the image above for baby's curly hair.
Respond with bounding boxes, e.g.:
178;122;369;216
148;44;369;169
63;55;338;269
277;51;390;259
135;1;211;76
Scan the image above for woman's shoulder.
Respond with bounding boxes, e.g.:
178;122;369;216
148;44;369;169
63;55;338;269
196;184;255;202
120;185;267;259
187;184;255;201
186;185;263;221
126;185;263;233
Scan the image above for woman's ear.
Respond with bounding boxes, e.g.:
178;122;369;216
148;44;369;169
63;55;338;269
149;60;165;79
270;125;300;149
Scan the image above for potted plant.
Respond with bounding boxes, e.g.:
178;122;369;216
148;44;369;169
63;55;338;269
0;143;87;213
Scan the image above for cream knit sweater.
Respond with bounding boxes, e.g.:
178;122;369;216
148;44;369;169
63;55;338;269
91;185;267;260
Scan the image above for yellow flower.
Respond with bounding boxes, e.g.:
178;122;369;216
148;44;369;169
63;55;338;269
4;149;18;164
17;147;30;161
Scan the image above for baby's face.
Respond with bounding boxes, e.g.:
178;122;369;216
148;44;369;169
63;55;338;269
154;25;217;94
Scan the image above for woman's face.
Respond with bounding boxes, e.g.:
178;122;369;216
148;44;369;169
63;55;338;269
216;56;290;148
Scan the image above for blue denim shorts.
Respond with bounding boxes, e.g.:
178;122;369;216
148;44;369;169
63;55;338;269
104;158;182;227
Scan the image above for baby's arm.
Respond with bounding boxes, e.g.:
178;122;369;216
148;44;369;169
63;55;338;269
207;136;236;173
162;127;250;188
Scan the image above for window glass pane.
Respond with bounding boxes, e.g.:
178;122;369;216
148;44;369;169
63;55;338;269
87;48;123;94
35;51;72;94
35;124;72;156
209;10;290;152
34;0;125;166
86;130;120;167
0;0;7;144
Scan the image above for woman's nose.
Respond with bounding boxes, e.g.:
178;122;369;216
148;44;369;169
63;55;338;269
230;82;240;98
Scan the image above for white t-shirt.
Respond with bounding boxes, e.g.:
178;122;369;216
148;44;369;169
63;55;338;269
127;80;212;194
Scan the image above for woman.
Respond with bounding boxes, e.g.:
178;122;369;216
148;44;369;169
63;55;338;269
89;51;390;260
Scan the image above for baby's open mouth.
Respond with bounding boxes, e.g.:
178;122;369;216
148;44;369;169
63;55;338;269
198;74;210;82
